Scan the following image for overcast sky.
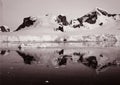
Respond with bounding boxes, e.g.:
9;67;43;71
1;0;120;30
0;0;3;26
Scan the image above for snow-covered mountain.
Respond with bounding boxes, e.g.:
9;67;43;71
0;7;120;42
13;14;69;32
70;7;120;29
12;7;120;33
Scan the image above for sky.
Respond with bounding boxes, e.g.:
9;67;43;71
0;0;120;30
0;0;3;26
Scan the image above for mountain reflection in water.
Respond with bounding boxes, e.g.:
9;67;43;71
15;48;120;73
0;43;120;85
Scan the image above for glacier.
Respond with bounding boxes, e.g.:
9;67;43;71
0;34;119;42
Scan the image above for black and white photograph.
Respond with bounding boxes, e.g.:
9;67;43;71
0;0;120;85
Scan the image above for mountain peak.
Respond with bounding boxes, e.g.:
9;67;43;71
94;7;109;16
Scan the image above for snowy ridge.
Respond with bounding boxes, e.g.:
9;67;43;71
70;7;120;30
10;7;120;32
0;7;120;32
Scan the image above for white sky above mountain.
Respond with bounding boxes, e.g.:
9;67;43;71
0;0;120;30
0;0;3;25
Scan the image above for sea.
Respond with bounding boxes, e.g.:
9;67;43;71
0;42;120;85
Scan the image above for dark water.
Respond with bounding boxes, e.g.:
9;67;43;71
0;43;120;85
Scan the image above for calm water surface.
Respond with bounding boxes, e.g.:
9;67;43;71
0;42;120;85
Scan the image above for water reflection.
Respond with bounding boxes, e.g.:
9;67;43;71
12;47;120;73
16;51;39;65
0;50;10;56
1;44;120;85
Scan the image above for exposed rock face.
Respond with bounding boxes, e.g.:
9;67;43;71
14;16;38;31
0;25;10;32
55;15;69;26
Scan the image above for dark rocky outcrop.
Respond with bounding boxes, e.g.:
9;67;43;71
56;15;69;26
14;16;37;32
0;25;10;32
